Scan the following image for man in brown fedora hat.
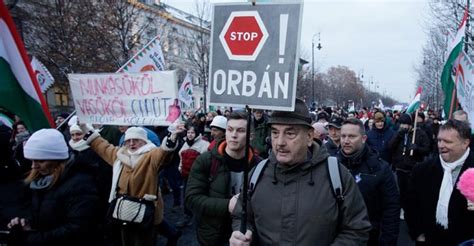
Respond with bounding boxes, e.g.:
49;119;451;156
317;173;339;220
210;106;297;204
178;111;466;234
230;98;370;246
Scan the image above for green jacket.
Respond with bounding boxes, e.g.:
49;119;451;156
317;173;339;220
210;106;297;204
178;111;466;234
251;115;270;159
232;143;371;245
185;139;260;246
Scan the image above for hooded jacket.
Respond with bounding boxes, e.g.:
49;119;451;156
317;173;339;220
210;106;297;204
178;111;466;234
232;142;371;246
185;139;260;246
337;144;400;246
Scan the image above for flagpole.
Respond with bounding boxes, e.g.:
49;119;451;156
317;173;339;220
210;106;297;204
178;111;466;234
410;109;419;156
449;55;463;118
465;0;470;54
56;110;76;130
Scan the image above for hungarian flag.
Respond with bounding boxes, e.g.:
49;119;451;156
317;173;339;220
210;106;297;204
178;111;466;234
441;7;468;118
178;73;194;107
0;3;54;131
406;87;422;114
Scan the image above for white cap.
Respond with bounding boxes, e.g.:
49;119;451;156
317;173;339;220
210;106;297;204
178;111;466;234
24;129;69;160
210;116;227;131
124;127;149;143
69;124;82;133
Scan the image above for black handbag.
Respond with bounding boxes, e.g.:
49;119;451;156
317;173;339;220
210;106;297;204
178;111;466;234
108;194;155;228
107;166;156;229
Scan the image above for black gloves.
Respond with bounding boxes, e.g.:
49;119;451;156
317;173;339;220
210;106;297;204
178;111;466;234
407;143;418;151
398;128;408;138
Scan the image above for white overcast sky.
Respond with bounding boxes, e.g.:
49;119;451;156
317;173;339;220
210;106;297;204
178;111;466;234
165;0;430;103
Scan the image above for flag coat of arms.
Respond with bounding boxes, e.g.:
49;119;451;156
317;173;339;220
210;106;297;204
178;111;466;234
0;3;54;131
31;56;55;93
178;73;194;107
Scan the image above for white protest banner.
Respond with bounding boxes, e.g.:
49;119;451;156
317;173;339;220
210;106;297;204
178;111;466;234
31;56;55;93
455;51;474;123
117;36;166;73
68;71;180;126
178;73;194;107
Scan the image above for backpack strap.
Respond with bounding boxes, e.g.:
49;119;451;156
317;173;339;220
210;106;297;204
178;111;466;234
249;159;268;195
328;156;344;204
327;156;344;228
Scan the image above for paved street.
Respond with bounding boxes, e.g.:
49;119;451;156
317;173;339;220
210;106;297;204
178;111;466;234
158;187;415;246
158;186;198;245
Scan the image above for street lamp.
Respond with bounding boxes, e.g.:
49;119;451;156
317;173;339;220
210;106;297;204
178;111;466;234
311;32;322;107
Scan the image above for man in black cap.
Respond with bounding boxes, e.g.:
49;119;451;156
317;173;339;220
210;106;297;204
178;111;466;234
389;113;431;217
230;98;370;245
325;116;344;156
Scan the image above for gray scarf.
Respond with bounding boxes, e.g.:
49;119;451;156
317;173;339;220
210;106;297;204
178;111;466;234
30;175;54;190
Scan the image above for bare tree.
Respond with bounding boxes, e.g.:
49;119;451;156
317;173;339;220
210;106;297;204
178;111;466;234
180;0;211;112
90;0;164;67
19;0;117;110
10;0;170;112
414;0;469;111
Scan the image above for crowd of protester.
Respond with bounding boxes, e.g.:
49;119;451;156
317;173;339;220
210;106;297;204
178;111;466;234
0;101;474;246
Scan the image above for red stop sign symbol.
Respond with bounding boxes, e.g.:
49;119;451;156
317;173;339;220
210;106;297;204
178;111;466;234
219;11;268;61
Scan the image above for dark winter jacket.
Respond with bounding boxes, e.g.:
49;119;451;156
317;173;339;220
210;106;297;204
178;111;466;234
389;127;431;171
71;148;111;222
251;115;270;159
185;139;260;246
20;159;99;246
232;142;371;245
325;137;340;156
338;144;400;246
405;153;474;246
367;124;395;163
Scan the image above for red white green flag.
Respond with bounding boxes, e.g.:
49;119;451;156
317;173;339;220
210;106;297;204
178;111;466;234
406;87;422;114
441;7;468;118
0;2;54;131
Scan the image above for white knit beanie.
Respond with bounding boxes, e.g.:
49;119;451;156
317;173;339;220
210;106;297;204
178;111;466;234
124;127;149;143
24;129;69;160
69;124;82;134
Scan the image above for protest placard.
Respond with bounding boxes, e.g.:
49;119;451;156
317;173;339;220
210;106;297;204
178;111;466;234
68;71;180;126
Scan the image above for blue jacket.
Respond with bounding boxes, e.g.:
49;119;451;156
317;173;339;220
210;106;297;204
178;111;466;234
367;125;395;163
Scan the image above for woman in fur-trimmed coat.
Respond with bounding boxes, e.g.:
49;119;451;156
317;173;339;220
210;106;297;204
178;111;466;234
82;126;177;246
